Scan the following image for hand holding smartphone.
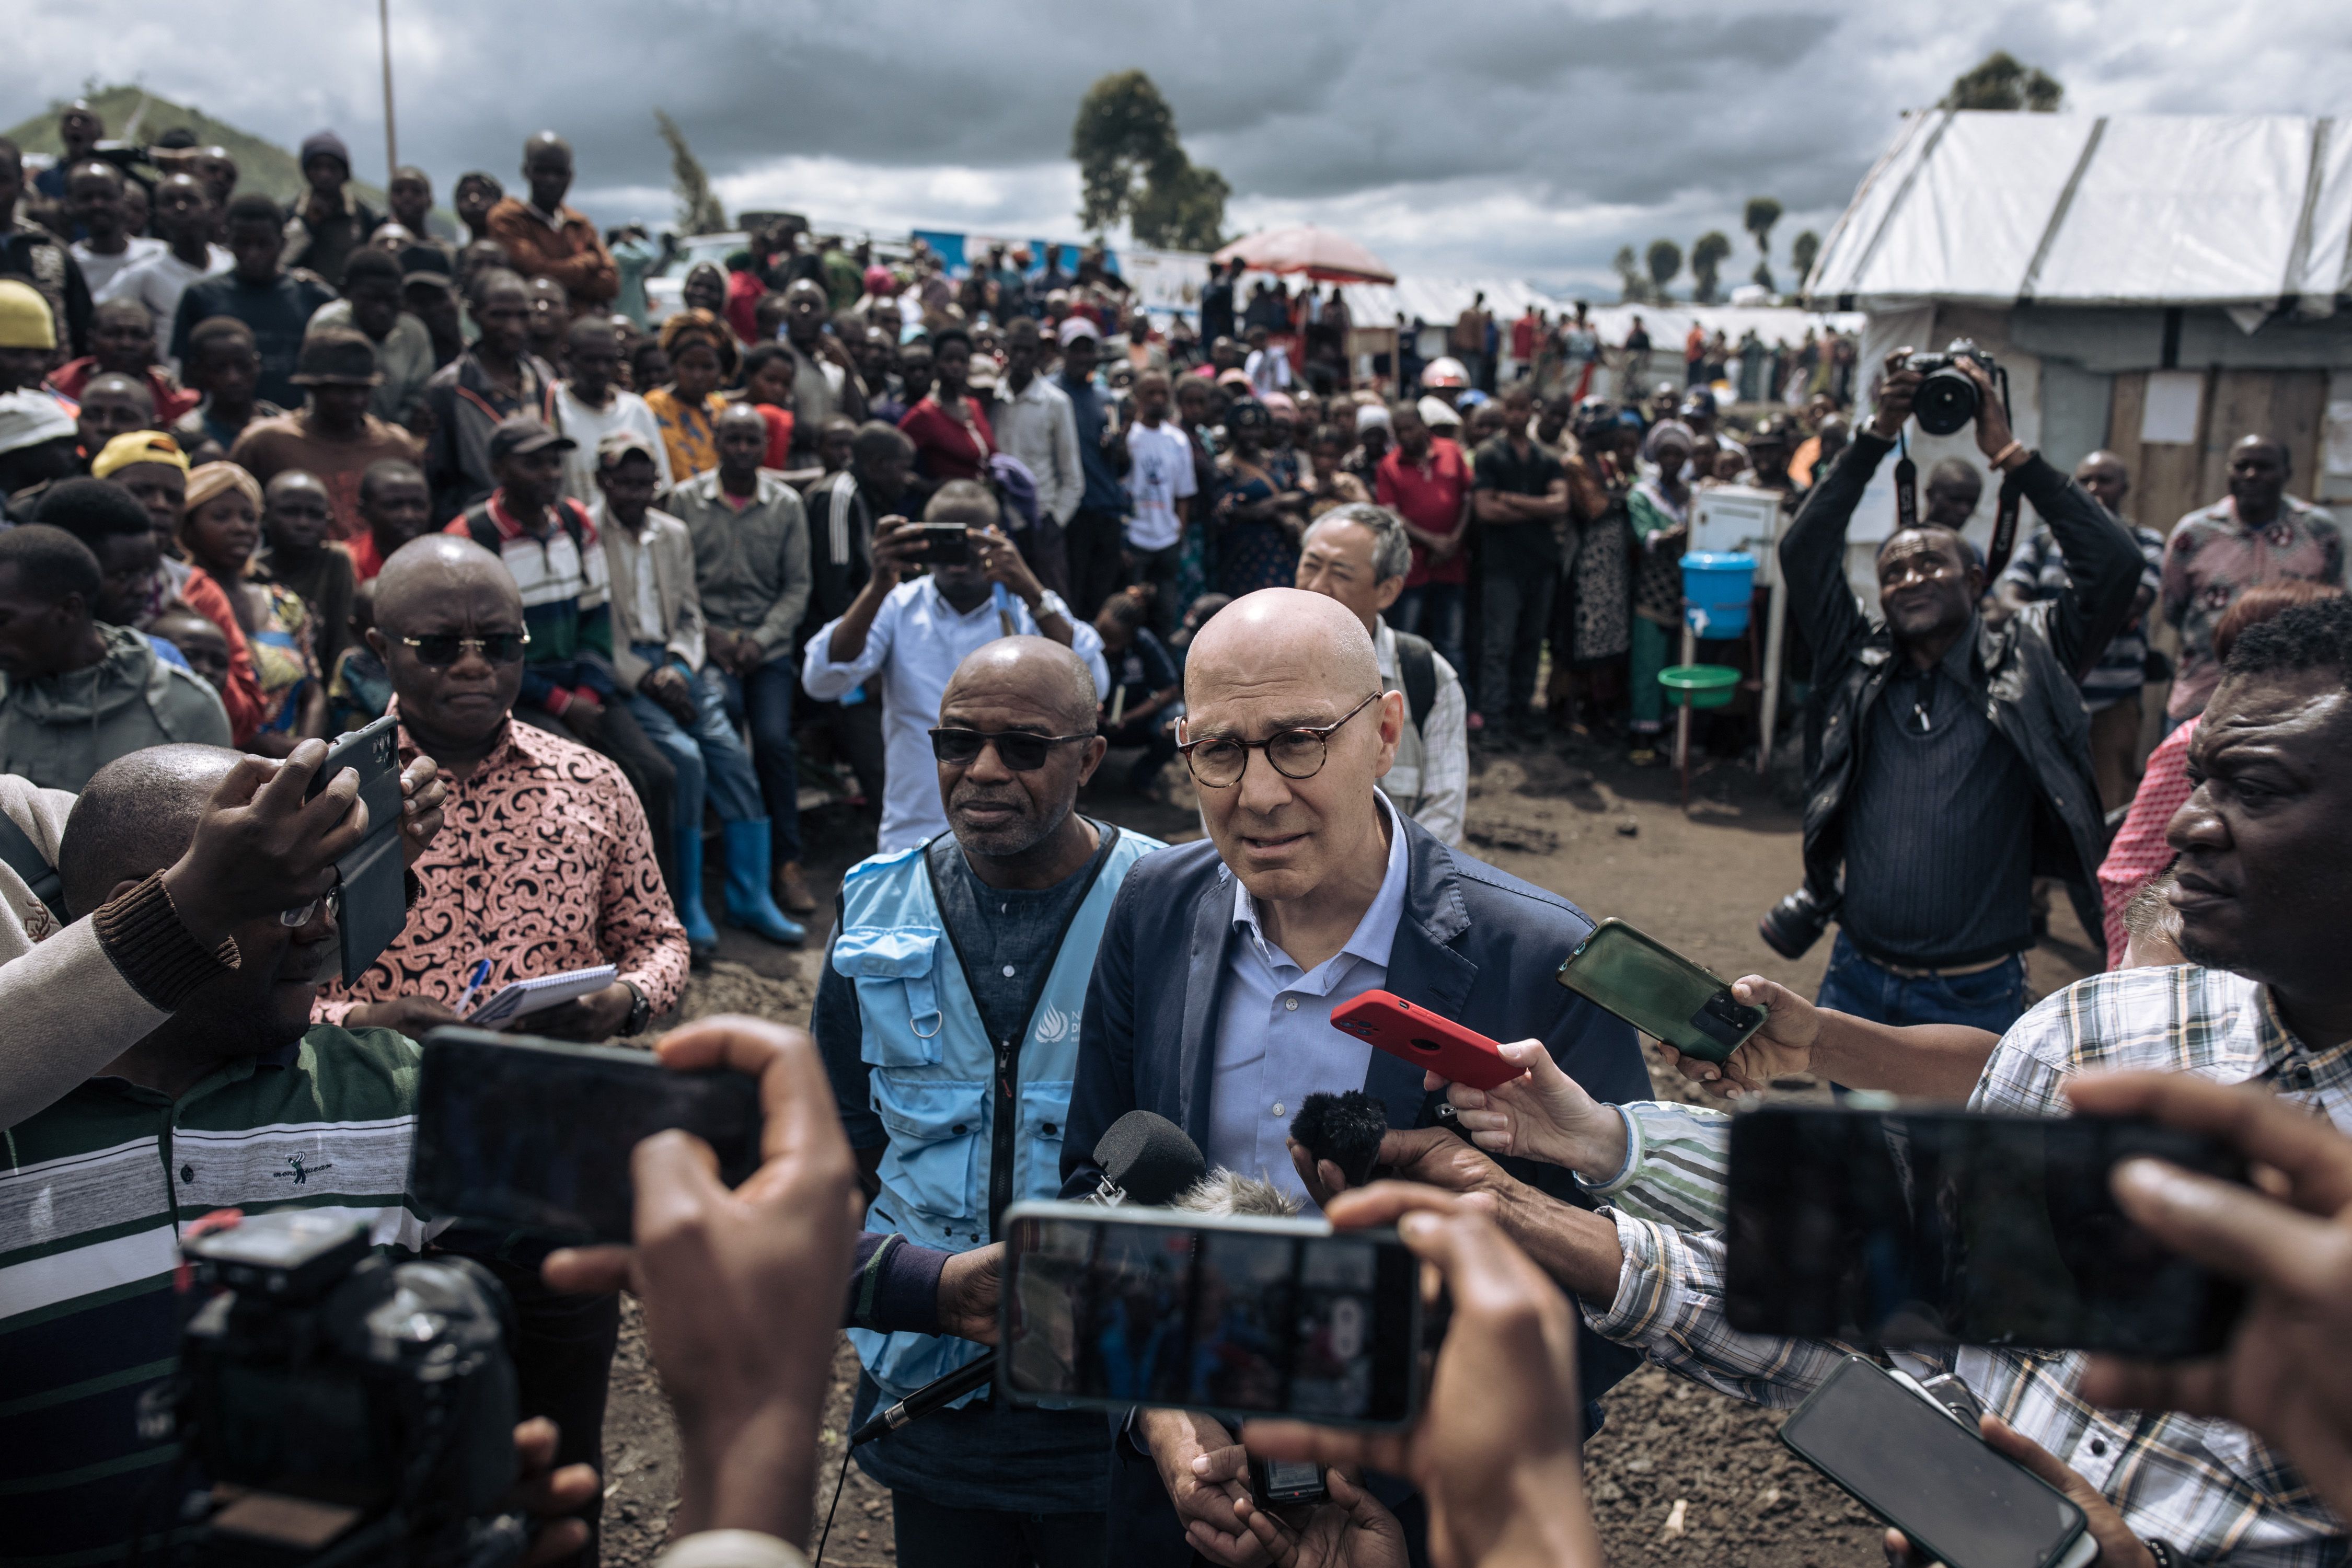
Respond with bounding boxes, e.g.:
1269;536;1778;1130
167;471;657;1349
1328;990;1518;1090
1554;918;1765;1065
306;714;408;985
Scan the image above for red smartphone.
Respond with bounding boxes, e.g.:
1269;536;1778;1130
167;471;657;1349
1328;990;1520;1090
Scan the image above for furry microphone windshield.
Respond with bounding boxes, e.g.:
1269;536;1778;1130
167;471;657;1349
1288;1090;1390;1189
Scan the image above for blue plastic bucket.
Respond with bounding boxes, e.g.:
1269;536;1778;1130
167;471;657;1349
1681;552;1757;639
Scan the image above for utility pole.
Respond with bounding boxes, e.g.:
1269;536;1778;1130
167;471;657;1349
378;0;398;181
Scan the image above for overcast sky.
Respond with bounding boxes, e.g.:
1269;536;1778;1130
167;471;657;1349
11;0;2351;293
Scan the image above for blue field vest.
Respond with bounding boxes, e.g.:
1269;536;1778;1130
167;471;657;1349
837;824;1162;1401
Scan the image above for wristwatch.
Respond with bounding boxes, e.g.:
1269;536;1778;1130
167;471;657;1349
619;978;652;1036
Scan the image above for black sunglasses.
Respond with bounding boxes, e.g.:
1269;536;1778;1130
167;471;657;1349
401;632;531;666
929;727;1095;771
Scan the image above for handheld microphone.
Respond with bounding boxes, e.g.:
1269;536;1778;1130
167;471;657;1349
848;1353;996;1447
1090;1110;1207;1206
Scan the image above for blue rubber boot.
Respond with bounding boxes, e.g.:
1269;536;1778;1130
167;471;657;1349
722;818;806;945
672;824;720;959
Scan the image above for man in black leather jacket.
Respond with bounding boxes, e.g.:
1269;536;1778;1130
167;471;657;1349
1778;351;2142;1029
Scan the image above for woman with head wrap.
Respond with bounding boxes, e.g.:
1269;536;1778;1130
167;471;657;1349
1622;418;1696;762
645;308;737;481
1209;397;1309;596
179;461;327;754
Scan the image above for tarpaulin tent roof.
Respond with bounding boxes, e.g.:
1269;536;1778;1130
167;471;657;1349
1805;111;2352;313
1214;225;1396;284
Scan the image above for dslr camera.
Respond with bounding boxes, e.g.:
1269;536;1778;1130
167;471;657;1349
1757;881;1839;961
1901;339;2010;438
163;1209;524;1567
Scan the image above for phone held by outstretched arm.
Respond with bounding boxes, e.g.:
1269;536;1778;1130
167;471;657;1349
998;1200;1424;1430
305;714;406;985
1554;917;1767;1064
1779;1356;2095;1568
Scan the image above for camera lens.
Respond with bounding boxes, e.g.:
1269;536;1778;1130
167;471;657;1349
1911;368;1979;437
1757;887;1832;960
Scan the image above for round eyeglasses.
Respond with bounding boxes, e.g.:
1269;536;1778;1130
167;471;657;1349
1175;690;1382;789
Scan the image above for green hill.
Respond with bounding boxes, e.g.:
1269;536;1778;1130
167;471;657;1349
5;84;387;209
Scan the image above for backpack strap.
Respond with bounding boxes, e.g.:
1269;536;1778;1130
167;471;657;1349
463;511;502;556
1392;629;1438;733
0;812;66;928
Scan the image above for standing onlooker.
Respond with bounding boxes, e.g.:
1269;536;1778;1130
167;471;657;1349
1374;399;1472;681
485;134;619;317
1056;318;1129;621
1209;398;1305;600
1471;407;1570;743
1092;591;1181;796
798;421;907;812
1121;369;1195;639
598;431;805;952
1242;325;1291;395
553;315;670;507
991;317;1080;598
1993;450;2165;811
1450;291;1491;393
100;174;229;369
384;166;456;274
229;329;424;542
42;298;199;426
774;280;867;466
170;193;336;411
897;327;995;485
343;457;433;583
1200;258;1239;347
452;172;502;247
281;132;379;289
304;249;434;430
1624;419;1694;760
0;137;94;357
420;269;558;522
62;162;163;299
662;405;817;919
170;316;282;463
2160;433;2343;730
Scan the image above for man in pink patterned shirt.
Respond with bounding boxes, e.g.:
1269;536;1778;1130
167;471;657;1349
2160;434;2342;727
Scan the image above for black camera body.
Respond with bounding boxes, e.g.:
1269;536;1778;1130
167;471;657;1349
1758;883;1840;961
1902;339;2010;438
171;1210;522;1567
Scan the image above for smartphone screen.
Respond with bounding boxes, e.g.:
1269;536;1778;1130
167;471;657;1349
999;1201;1421;1427
1554;918;1765;1064
1781;1357;2087;1568
1727;1106;2247;1356
409;1028;763;1243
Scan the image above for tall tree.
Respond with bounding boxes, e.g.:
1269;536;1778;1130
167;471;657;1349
1690;230;1733;304
1612;245;1648;303
1743;197;1783;297
1790;228;1822;285
1070;71;1229;251
654;109;728;235
1945;51;2063;112
1645;238;1683;299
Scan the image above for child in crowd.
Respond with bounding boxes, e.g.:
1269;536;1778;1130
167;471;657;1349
328;579;392;733
1092;588;1182;798
149;604;232;696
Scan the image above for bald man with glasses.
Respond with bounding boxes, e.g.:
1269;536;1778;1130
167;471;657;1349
1059;586;1652;1568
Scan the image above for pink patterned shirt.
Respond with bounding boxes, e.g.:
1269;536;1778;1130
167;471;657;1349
315;716;689;1024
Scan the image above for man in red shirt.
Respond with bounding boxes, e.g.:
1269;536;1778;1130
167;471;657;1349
1374;399;1472;682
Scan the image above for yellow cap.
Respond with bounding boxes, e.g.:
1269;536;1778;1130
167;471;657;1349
91;430;190;481
0;280;56;351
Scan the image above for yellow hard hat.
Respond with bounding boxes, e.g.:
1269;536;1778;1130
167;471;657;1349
0;280;56;351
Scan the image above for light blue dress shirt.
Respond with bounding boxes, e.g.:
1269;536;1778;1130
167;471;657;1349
1206;793;1410;1207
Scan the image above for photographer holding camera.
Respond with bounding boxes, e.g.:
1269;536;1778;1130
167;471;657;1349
1764;345;2142;1031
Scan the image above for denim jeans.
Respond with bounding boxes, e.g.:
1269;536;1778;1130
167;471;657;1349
703;658;801;862
1814;929;2030;1032
1478;529;1557;723
891;1494;1104;1568
1390;580;1468;690
625;647;763;833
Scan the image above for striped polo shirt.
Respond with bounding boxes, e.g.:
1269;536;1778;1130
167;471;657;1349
0;1025;432;1566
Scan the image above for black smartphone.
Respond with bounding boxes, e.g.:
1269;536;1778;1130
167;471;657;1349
998;1200;1423;1429
920;523;972;564
1250;1455;1329;1508
306;715;406;985
409;1028;764;1243
1780;1356;2094;1568
1726;1105;2247;1356
1554;917;1766;1064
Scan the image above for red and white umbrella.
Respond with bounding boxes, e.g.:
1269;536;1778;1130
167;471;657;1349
1212;225;1397;285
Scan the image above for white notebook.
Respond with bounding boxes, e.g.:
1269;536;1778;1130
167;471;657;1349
466;965;619;1028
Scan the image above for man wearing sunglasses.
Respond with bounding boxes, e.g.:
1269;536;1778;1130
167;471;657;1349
1057;586;1652;1568
813;635;1162;1568
802;479;1109;852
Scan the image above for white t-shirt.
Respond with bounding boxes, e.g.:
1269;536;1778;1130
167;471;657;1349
71;237;166;301
550;383;676;508
98;244;233;367
1123;419;1198;552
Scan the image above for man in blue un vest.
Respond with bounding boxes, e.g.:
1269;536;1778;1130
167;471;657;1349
815;633;1163;1568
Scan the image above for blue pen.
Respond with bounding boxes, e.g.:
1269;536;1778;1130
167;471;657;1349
455;959;493;1017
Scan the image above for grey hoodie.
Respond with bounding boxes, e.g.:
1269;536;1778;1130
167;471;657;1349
0;623;233;792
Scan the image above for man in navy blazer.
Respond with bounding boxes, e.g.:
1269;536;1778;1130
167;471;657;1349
1060;588;1652;1567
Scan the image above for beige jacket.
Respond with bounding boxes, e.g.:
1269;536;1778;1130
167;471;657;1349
600;505;709;694
0;776;169;1129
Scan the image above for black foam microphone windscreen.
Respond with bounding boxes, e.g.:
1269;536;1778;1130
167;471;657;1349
1288;1091;1390;1189
1093;1110;1207;1206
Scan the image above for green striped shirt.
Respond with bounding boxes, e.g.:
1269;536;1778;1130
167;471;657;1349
0;1025;430;1567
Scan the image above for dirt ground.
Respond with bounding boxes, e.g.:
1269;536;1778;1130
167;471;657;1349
593;737;2104;1568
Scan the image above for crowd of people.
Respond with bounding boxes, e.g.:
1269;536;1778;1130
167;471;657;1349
1;95;2350;1568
